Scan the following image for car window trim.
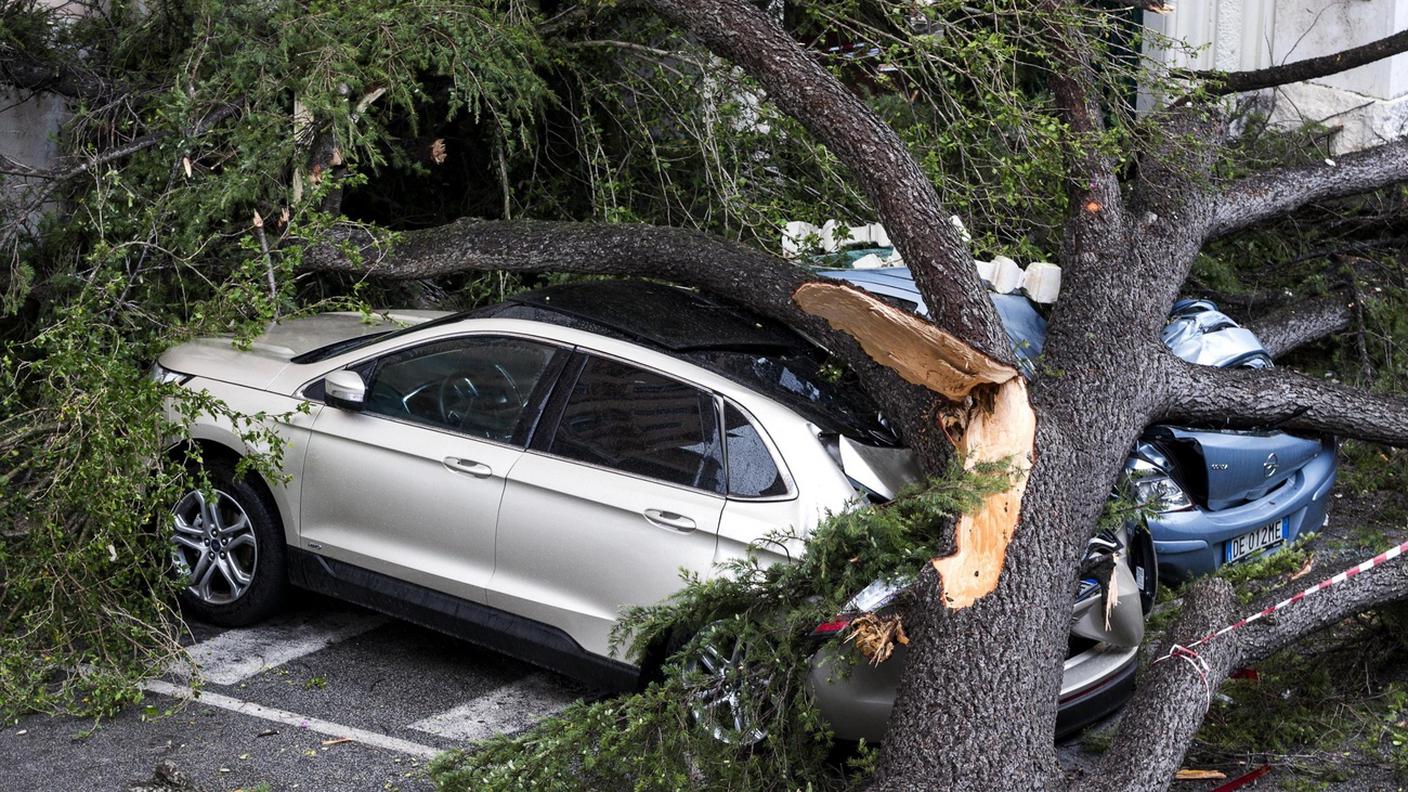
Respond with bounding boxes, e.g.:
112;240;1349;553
298;331;571;449
529;348;728;497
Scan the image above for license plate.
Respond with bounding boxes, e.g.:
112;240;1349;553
1224;518;1288;564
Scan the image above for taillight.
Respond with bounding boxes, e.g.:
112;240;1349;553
810;617;852;638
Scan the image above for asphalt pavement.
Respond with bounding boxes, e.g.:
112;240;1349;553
2;594;594;792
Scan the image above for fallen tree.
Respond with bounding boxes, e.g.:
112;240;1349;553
4;0;1408;789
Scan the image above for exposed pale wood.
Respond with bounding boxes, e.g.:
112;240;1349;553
793;281;1035;609
792;282;1016;400
933;375;1035;608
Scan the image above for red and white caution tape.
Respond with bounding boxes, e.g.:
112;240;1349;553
1153;538;1408;667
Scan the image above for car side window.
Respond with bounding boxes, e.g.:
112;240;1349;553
723;403;788;498
363;336;558;444
549;356;724;492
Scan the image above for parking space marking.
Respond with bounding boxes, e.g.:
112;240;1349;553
408;673;583;742
142;679;441;759
176;610;387;685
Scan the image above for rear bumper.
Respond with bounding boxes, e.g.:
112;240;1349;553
1149;441;1337;581
806;642;1138;742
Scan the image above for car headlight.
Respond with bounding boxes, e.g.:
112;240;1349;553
149;362;193;386
1125;459;1192;513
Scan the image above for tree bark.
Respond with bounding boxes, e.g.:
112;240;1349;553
1245;296;1354;359
291;7;1408;789
1092;547;1408;791
1184;28;1408;97
1210;138;1408;239
1164;359;1408;445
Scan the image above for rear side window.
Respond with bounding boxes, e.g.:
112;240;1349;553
549;356;724;493
723;403;787;498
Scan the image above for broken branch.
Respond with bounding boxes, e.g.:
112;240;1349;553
792;281;1034;609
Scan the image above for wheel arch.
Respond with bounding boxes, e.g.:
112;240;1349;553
166;434;295;545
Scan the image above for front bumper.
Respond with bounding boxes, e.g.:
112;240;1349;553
1149;440;1337;581
806;641;1139;742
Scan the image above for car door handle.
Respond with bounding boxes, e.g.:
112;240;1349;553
443;457;493;478
643;509;696;533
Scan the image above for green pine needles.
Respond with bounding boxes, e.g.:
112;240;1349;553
429;461;1013;792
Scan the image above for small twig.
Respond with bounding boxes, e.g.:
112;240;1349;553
251;210;278;315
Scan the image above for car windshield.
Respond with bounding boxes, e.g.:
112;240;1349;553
686;348;900;446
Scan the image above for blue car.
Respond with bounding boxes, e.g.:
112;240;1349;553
817;264;1338;583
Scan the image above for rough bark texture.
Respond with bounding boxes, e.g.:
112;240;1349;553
1165;360;1408;445
1092;549;1408;790
1187;28;1408;97
1210;138;1408;239
639;0;1011;362
1245;296;1354;358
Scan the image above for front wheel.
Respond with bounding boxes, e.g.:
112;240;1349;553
169;460;287;626
678;619;787;746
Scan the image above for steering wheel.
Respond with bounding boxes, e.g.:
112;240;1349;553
437;364;525;428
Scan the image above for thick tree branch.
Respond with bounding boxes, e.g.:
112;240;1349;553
1093;552;1408;791
1210;138;1408;239
1245;295;1354;358
1163;359;1408;446
300;218;953;467
1187;28;1408;97
639;0;1011;360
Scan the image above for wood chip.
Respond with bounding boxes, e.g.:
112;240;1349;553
1175;769;1227;780
320;737;353;746
1289;554;1315;581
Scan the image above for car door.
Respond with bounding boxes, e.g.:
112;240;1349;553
489;353;726;658
300;334;567;604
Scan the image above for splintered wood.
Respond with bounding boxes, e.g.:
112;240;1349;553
793;281;1036;610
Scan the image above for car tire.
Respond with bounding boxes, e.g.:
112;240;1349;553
168;458;288;627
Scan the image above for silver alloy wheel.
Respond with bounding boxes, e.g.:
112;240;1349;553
170;488;258;605
681;622;774;745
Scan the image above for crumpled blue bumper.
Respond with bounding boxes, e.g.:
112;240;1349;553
1149;438;1337;580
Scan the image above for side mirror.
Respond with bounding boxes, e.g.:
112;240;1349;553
325;370;366;412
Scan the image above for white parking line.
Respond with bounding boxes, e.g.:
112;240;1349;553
142;679;440;759
176;610;387;685
408;673;583;742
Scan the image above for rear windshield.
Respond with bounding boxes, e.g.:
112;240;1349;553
685;349;899;446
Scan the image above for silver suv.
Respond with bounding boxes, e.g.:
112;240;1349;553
156;280;1147;742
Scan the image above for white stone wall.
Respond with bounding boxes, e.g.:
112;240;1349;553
1143;0;1408;153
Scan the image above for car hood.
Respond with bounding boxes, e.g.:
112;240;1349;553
160;310;447;389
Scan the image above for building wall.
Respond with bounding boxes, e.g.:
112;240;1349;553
1143;0;1408;153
